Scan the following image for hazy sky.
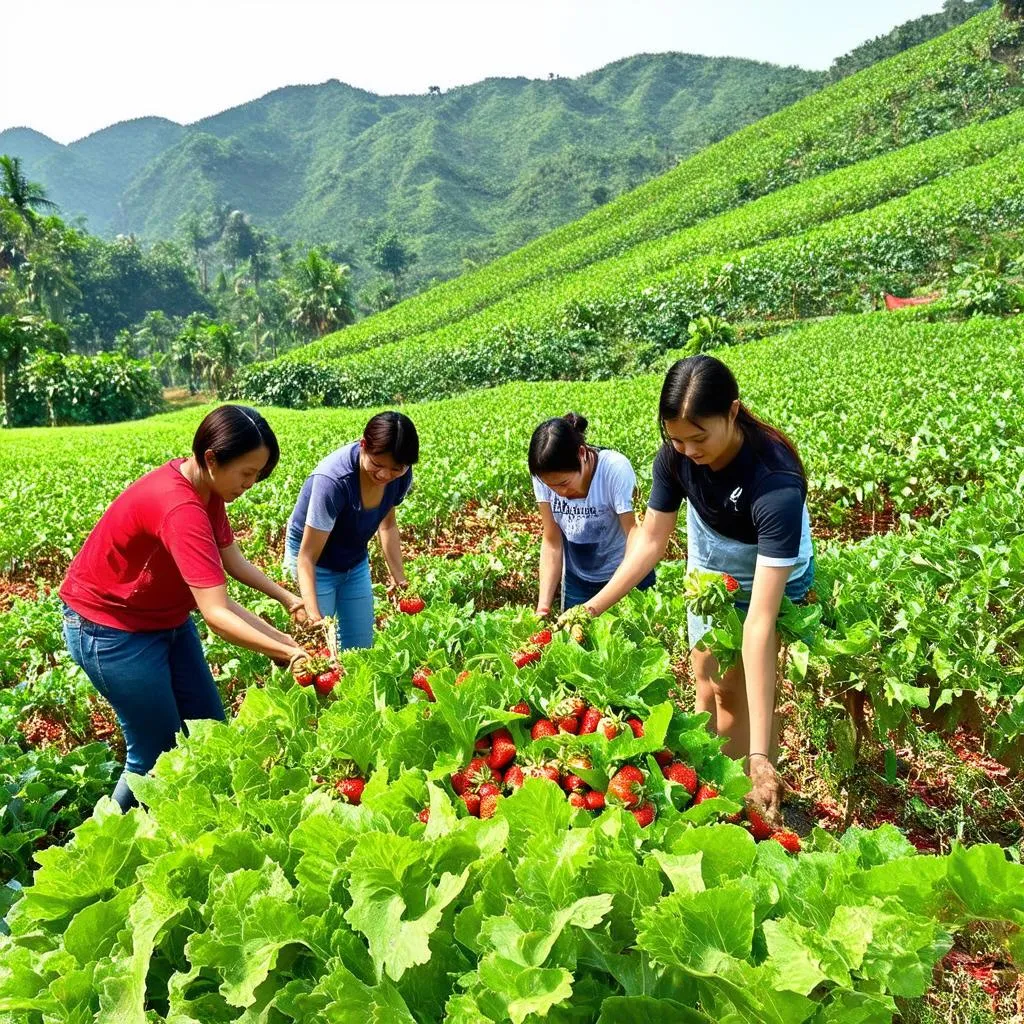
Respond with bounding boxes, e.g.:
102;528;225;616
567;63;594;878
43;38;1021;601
3;0;946;144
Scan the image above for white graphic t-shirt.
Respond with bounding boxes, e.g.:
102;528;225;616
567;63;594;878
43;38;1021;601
532;449;638;582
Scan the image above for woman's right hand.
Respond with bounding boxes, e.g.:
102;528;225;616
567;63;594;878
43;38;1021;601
288;649;311;680
535;603;551;618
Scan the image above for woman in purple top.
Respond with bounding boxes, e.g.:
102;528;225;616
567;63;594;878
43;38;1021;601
285;412;418;648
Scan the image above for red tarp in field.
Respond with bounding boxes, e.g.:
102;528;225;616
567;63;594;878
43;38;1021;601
884;292;940;310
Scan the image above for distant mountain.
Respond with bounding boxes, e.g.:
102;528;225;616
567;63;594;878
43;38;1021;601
0;56;820;282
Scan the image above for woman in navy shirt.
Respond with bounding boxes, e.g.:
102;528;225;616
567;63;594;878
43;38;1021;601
285;412;418;648
575;356;814;820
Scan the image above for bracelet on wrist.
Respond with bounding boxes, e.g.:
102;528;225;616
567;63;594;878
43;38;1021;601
748;752;774;763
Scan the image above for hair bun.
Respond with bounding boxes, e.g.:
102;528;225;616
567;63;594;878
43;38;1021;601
562;411;588;437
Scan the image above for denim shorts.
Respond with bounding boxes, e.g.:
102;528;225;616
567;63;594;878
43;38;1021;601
685;504;815;650
62;604;224;811
283;544;375;649
561;565;656;612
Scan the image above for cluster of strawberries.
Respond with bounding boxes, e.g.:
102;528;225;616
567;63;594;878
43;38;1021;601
293;646;345;696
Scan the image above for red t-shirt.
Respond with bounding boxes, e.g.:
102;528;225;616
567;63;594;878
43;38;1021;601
60;458;234;631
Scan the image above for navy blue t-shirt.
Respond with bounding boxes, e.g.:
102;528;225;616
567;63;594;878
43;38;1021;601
286;441;413;572
648;437;806;561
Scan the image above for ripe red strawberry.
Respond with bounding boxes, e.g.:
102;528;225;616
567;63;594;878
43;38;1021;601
555;716;579;734
474;735;490;751
562;773;586;793
466;757;499;789
512;648;542;669
462;791;481;816
599;714;623;740
530;629;553;647
579;706;603;735
626;717;645;738
316;646;332;658
722;574;740;593
399;595;426;614
663;761;698;796
630;801;656;827
456;670;471;685
504;765;525;790
693;783;719;804
531;719;558;740
450;767;469;795
549;692;586;721
509;700;531;716
607;765;645;809
568;791;588;809
478;781;500;799
584;790;605;811
746;807;775;842
417;807;430;824
294;666;314;686
335;776;365;805
315;668;342;696
486;729;516;771
654;748;674;767
411;666;435;701
479;792;500;819
772;829;801;854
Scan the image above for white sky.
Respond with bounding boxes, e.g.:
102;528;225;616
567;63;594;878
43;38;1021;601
2;0;946;144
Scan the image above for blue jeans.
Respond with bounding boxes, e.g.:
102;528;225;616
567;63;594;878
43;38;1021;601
62;605;224;812
562;567;656;611
283;548;375;649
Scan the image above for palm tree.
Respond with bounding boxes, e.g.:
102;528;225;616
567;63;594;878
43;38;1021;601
0;156;58;229
287;250;356;338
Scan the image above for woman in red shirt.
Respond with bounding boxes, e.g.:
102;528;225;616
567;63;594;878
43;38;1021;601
60;405;308;810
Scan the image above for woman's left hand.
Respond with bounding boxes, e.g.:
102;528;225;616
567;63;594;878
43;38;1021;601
283;594;307;625
386;579;409;599
748;756;784;827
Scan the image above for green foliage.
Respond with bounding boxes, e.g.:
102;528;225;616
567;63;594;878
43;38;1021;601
9;351;163;427
286;250;356;340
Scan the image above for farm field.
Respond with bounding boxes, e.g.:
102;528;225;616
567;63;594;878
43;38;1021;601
1;308;1023;1021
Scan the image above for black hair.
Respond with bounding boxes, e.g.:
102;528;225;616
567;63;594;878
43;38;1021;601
528;412;590;476
658;355;805;479
192;404;279;481
363;411;419;465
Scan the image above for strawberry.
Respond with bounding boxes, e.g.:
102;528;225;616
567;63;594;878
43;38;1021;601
417;807;430;824
693;783;719;804
568;791;588;809
399;595;426;614
522;760;561;785
584;790;606;811
456;670;471;685
531;719;559;740
294;665;315;686
509;700;531;716
607;765;645;809
562;773;587;793
654;748;674;767
474;735;490;751
478;782;500;799
486;729;517;771
462;791;481;816
335;776;365;805
530;629;553;647
746;807;775;842
626;717;645;738
722;574;740;593
771;829;801;854
663;761;698;796
630;801;656;828
479;792;500;819
555;716;579;734
314;668;342;696
411;666;435;701
466;757;499;789
316;646;332;659
579;706;603;735
503;765;525;791
548;691;586;721
599;714;623;740
512;648;542;669
450;767;469;795
565;750;592;772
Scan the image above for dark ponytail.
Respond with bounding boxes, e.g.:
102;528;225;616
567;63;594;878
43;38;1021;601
363;411;419;465
192;404;279;481
658;355;805;479
528;412;590;476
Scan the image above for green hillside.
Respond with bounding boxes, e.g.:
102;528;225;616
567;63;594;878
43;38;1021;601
231;6;1024;409
0;56;820;280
